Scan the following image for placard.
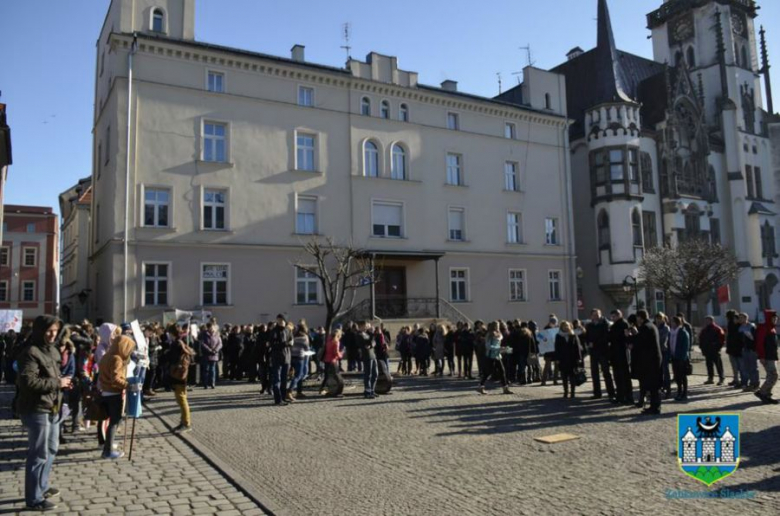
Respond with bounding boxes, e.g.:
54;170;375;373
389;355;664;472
537;328;559;355
0;310;22;332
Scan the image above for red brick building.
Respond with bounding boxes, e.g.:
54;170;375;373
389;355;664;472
0;205;58;320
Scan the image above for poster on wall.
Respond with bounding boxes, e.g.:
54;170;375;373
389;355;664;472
0;310;23;332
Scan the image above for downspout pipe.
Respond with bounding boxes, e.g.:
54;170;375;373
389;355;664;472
124;33;137;322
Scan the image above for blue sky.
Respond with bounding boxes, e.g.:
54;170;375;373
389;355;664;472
1;0;778;214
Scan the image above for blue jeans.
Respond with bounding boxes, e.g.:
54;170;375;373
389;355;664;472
201;361;217;388
271;362;290;404
741;349;759;386
289;358;308;393
363;359;378;395
20;412;59;507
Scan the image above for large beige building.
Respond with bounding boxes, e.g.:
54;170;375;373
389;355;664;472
89;0;576;326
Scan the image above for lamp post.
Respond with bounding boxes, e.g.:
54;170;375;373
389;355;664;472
622;275;639;311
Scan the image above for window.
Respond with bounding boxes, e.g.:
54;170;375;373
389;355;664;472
203;122;227;162
296;133;316;171
761;222;776;263
23;247;37;267
687;46;696;67
509;269;526;302
202;264;229;305
504;162;518;191
755;166;763;199
640;152;654;192
450;269;468;302
683;209;701;242
446;153;462;185
0;246;8;266
296;267;319;305
609;149;624;181
628;149;639;183
642;211;658;248
447;112;459;130
296;197;317;235
372;202;403;238
548;271;562;301
597;210;610;250
746;165;755;198
22;280;35;302
144;263;169;306
143;188;170;227
26;223;35;233
361;97;371;116
207;71;224;93
545;218;559;245
710;217;721;245
97;143;102;179
0;281;7;302
391;145;407;180
593;151;607;185
152;8;165;32
298;86;314;107
203;189;226;230
505;122;516;139
544;93;552;110
399;104;409;122
104;126;110;165
448;208;465;241
632;210;643;247
364;141;379;177
507;212;523;244
741;46;749;69
380;100;390;119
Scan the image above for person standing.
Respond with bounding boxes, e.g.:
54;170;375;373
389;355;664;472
477;322;512;395
540;316;560;386
738;313;759;391
669;316;690;401
414;328;431;376
628;310;662;415
17;315;70;511
755;310;778;404
319;326;344;396
698;316;725;385
269;315;294;406
432;325;447;377
724;310;743;389
98;335;136;459
458;322;475;380
555;321;583;399
654;313;672;399
585;309;614;400
357;322;378;399
344;323;361;373
167;326;195;432
288;322;310;401
199;324;222;389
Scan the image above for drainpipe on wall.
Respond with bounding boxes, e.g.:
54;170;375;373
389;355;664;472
123;33;138;322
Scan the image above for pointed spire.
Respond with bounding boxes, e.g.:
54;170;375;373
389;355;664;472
595;0;633;103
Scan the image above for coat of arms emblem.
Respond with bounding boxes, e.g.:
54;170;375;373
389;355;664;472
678;413;740;486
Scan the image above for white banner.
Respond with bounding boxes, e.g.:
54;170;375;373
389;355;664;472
537;328;559;355
0;310;23;333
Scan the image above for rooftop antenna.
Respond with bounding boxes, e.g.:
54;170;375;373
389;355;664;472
341;23;352;61
519;44;535;67
511;71;523;85
496;72;503;94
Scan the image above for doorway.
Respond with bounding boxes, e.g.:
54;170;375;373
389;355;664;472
376;266;407;318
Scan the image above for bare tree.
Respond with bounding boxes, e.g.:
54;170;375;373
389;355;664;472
639;239;740;321
293;238;373;333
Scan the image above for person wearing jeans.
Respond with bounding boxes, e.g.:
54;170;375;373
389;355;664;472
17;315;70;511
357;322;378;399
269;315;293;406
288;323;310;400
98;336;135;459
199;324;222;389
738;313;760;390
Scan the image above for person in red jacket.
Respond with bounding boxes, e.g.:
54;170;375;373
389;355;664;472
698;316;725;385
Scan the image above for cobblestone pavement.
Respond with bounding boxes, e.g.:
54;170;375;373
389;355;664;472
146;359;779;516
0;386;266;515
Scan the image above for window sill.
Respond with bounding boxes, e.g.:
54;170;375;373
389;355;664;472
293;232;322;237
202;304;234;308
446;239;470;244
140;226;178;232
290;169;324;175
503;188;524;194
544;243;562;247
197;160;235;167
369;235;407;240
199;229;235;234
293;303;324;307
509;299;529;303
444;183;468;188
140;305;173;310
548;299;564;303
356;176;422;184
449;300;471;304
506;242;527;246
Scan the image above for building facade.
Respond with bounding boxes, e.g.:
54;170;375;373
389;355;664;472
0;205;59;320
59;178;92;323
0;102;12;245
89;0;576;326
543;0;778;322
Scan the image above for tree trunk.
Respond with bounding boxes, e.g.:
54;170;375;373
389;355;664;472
686;298;693;324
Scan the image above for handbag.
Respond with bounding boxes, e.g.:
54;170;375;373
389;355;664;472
83;386;107;421
574;367;587;387
685;359;693;376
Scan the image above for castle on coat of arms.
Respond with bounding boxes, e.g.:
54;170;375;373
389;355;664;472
680;416;737;465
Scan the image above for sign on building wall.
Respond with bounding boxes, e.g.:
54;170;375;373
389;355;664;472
0;310;22;332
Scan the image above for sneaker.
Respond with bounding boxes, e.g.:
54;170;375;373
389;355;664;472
178;425;193;434
742;385;753;392
27;500;58;511
755;391;769;403
717;379;725;386
103;451;124;460
43;488;60;499
703;379;714;385
171;424;183;433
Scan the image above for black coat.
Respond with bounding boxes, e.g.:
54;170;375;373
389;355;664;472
554;333;582;374
269;326;293;365
725;320;742;357
630;322;662;389
608;318;629;360
586;318;610;355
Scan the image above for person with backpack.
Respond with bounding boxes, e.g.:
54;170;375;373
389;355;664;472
167;326;195;432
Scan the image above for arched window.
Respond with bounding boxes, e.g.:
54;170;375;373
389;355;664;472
741;46;749;69
152;8;165;33
597;210;610;250
364;141;379;177
632;210;643;247
686;47;696;67
675;51;683;67
361;97;371;116
391;145;406;180
380;100;390;119
544;93;551;110
399;103;409;122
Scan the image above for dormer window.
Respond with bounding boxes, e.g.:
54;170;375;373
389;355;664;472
152;8;165;33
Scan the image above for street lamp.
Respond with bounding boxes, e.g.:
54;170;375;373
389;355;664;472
622;275;639;311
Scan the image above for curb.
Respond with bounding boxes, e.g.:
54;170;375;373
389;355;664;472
143;399;282;516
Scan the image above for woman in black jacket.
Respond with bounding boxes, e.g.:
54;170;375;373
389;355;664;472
554;321;582;399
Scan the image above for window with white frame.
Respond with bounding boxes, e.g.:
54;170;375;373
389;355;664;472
22;280;35;302
207;71;224;93
507;212;523;244
509;269;526;302
26;223;35;233
364;141;379;177
298;86;314;107
296;196;317;235
548;270;562;301
372;202;403;238
296;133;316;171
448;208;465;241
361;97;371;116
202;264;229;305
0;281;7;302
152;8;165;32
505;122;516;139
23;247;37;267
450;269;468;302
446;153;462;185
143;188;170;227
203;189;227;230
545;217;559;245
380;100;390;119
399;103;409;122
203;122;227;162
391;145;406;180
447;112;460;130
504;161;518;191
0;246;8;266
296;267;319;305
144;263;169;306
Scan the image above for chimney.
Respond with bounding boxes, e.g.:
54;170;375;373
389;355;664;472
441;80;458;92
566;47;584;61
291;44;305;62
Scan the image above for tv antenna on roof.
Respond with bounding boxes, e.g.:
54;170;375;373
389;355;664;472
496;72;502;94
341;23;352;61
519;44;535;67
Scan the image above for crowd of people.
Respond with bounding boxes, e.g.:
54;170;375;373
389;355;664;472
2;306;778;511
